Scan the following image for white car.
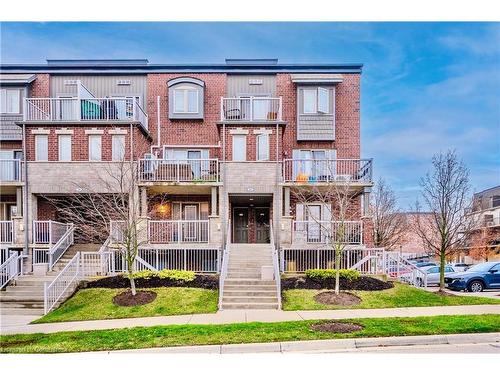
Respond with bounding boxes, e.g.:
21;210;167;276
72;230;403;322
421;265;456;285
446;263;470;272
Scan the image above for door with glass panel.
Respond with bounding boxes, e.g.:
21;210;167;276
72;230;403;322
0;150;14;181
305;205;322;243
182;204;199;241
187;150;202;179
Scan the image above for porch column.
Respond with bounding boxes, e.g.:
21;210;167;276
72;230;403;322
362;187;372;217
140;187;148;217
211;187;218;216
16;187;23;216
284;187;291;216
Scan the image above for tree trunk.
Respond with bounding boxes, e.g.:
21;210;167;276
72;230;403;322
129;272;137;296
439;248;446;291
334;246;340;295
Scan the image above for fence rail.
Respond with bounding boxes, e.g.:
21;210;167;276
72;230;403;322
270;222;281;309
0;220;14;243
221;97;282;122
292;220;363;244
44;252;80;314
0;252;21;289
139;159;219;182
25;98;148;129
32;220;71;245
282;159;373;183
148;220;209;243
48;225;75;270
0;159;22;182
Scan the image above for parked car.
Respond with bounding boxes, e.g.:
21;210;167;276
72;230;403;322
420;265;456;286
444;262;500;292
446;262;471;272
415;262;437;268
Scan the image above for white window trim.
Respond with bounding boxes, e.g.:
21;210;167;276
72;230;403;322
317;87;330;114
303;89;317;114
0;88;21;114
58;134;72;162
111;134;126;161
88;135;102;162
173;87;199;114
303;87;331;115
256;133;270;161
232;134;247;161
35;134;48;162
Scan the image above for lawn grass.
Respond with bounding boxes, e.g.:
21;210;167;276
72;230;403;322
34;287;218;324
2;314;499;353
282;283;500;311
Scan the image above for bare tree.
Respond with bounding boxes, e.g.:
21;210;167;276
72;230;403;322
371;178;409;249
468;227;498;262
414;150;474;291
292;178;361;295
43;159;156;296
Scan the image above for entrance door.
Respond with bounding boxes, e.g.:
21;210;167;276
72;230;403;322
306;205;322;243
182;204;198;241
233;207;249;243
255;208;270;243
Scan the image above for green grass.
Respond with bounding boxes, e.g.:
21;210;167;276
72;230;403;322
2;314;499;353
34;287;218;324
282;283;500;311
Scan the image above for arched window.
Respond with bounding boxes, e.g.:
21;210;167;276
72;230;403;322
167;77;205;119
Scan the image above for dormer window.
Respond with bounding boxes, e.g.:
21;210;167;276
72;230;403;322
303;87;330;114
168;77;205;119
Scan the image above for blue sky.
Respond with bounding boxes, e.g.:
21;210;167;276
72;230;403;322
1;22;499;208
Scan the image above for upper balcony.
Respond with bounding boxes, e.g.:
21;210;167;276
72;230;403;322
138;158;220;184
220;97;283;123
282;158;373;185
0;159;23;184
24;97;148;130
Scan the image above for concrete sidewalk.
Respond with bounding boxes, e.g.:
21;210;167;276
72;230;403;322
1;304;499;335
101;332;500;354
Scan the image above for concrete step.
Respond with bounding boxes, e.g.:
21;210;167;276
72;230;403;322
1;290;45;297
222;296;278;303
221;302;278;310
0;301;45;309
0;307;44;316
227;271;262;277
0;293;44;301
14;278;54;287
223;284;276;291
223;290;277;297
4;284;46;292
224;279;275;286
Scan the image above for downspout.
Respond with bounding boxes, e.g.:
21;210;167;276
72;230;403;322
275;123;280;250
222;123;227;247
149;96;161;156
22;123;29;257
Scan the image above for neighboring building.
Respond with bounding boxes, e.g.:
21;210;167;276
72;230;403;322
396;212;434;257
0;58;373;310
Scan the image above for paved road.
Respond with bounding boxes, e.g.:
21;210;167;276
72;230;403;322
310;342;500;353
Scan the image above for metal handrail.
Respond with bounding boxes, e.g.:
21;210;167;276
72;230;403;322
218;223;231;310
269;222;281;309
44;252;80;314
48;224;75;270
0;252;21;289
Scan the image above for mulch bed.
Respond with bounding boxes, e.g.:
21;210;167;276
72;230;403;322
83;274;219;290
281;276;393;291
313;291;362;306
311;321;363;333
112;290;157;307
433;290;457;297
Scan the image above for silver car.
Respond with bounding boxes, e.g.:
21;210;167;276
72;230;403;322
421;265;456;285
447;263;470;272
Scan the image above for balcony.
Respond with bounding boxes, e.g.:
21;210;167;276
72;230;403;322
0;159;22;183
282;159;373;184
220;97;282;122
0;220;14;244
292;220;363;245
149;220;209;244
139;159;220;183
24;97;148;130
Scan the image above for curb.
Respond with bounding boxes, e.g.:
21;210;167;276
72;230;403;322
109;332;500;354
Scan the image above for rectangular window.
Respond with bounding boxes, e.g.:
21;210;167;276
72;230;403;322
88;135;102;161
111;135;126;161
35;135;48;161
232;135;246;161
173;88;198;113
318;87;329;113
256;134;269;161
58;135;72;161
0;89;20;114
492;196;500;208
303;89;317;114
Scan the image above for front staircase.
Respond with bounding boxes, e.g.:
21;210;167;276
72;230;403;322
220;244;280;310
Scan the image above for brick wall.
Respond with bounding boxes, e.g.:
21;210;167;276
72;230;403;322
222;125;282;161
29;74;50;98
148;194;211;220
0;140;22;150
36;196;57;220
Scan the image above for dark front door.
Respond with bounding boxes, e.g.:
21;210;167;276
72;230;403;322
255;208;270;243
233;207;249;243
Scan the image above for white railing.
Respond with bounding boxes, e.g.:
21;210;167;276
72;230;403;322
282;159;373;183
385;251;428;288
24;98;148;129
0;220;14;243
0;159;22;182
281;247;386;274
32;220;71;244
44;252;80;314
221;97;282;122
139;159;219;182
270;223;281;309
148;220;209;243
292;221;363;244
110;220;126;244
48;225;75;270
218;223;231;309
0;252;21;289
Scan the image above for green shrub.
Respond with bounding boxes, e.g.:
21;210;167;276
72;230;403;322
131;269;196;282
305;269;360;282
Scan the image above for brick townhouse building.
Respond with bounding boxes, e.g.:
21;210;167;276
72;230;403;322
0;58;374;311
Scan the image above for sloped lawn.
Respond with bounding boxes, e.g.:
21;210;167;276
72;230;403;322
34;287;218;323
282;283;500;310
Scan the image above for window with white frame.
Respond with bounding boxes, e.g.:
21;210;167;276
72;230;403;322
173;86;199;113
0;89;21;114
232;135;247;161
302;87;330;114
58;135;72;161
88;135;102;161
111;135;126;161
35;135;48;161
256;134;269;161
